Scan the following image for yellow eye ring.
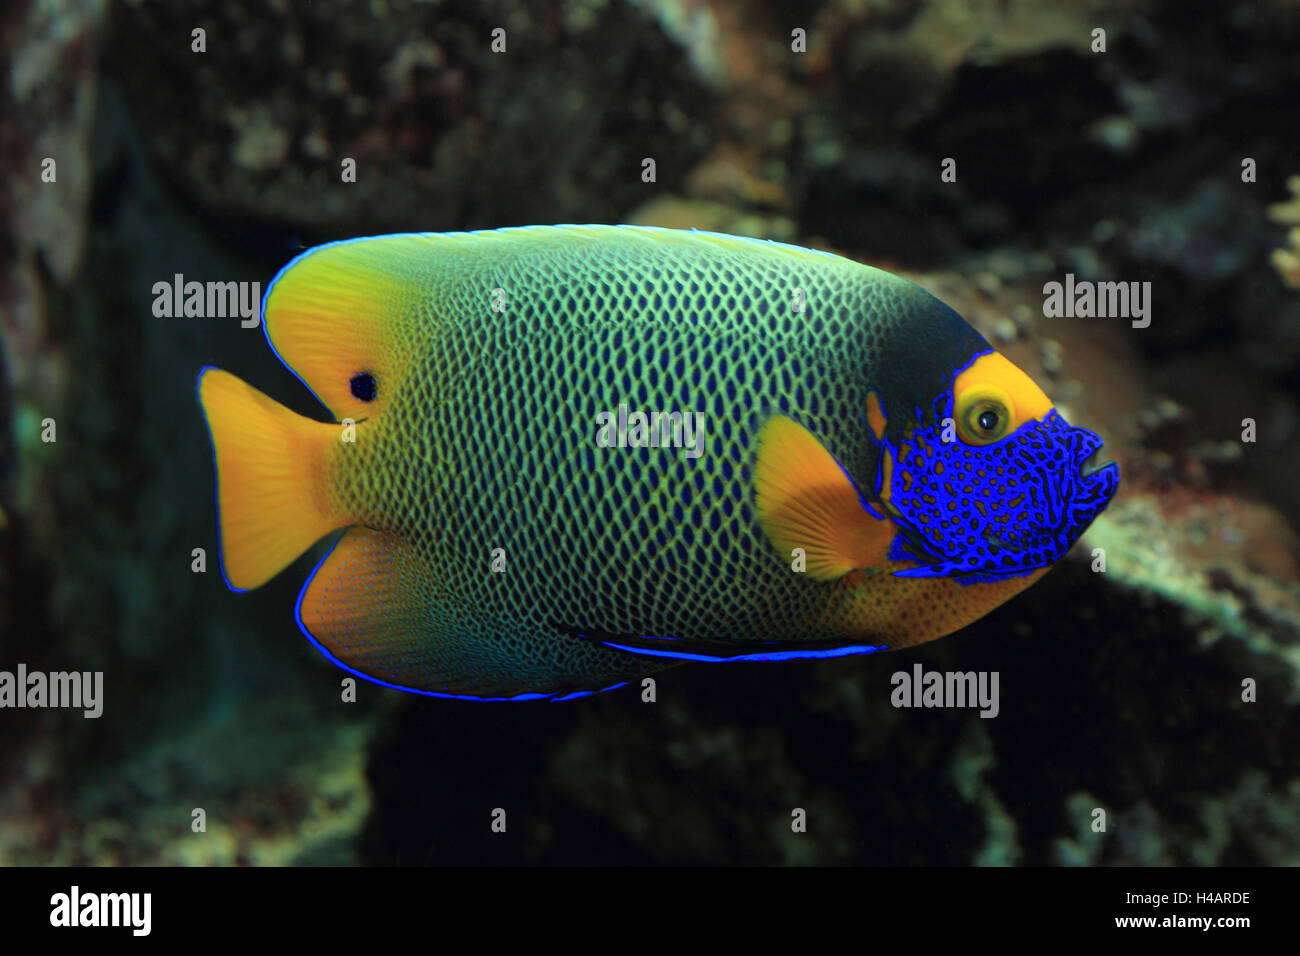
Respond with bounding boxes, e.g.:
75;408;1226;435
956;385;1014;445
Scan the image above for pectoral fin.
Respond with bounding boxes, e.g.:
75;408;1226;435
753;414;895;581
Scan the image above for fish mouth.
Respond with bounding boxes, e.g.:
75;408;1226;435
1072;430;1120;506
1077;427;1118;481
1080;447;1106;476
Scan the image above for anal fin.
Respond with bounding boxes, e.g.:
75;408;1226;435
296;527;451;692
297;528;539;700
298;530;638;701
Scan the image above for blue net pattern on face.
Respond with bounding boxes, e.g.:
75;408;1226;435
883;409;1120;585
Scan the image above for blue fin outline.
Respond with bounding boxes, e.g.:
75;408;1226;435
564;627;887;663
290;537;629;703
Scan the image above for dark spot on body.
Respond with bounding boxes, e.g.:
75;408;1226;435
350;372;377;402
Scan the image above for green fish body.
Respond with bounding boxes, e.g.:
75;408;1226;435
198;225;1118;699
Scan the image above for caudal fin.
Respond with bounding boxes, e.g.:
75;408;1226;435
197;367;346;591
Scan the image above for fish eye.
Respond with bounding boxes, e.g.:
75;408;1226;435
964;400;1008;441
956;386;1014;445
350;372;377;402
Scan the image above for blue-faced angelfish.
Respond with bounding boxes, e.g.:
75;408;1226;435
197;226;1119;700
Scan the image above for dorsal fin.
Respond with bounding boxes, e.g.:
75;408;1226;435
262;235;436;421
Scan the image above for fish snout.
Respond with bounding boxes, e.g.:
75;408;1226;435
1070;428;1119;500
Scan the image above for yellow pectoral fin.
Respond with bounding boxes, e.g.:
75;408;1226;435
753;414;894;581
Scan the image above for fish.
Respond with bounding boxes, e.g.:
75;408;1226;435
196;225;1119;701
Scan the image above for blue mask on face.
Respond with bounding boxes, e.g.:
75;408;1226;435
877;409;1120;585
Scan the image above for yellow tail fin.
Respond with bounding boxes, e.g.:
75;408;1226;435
197;368;346;591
